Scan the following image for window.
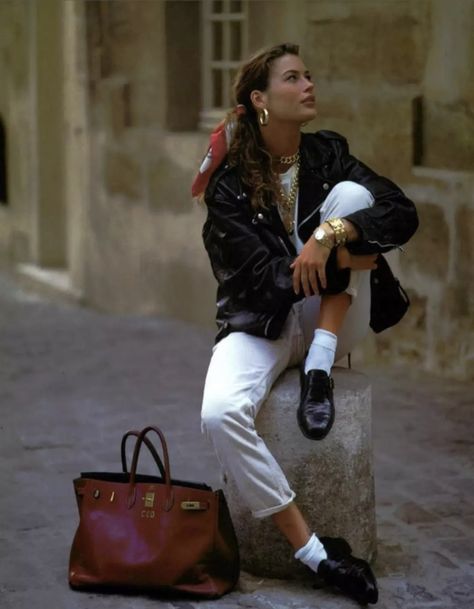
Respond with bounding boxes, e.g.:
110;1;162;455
0;116;7;205
200;0;248;130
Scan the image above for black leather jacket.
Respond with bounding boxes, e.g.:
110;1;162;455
202;130;419;343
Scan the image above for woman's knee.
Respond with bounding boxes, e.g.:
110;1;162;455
322;181;374;218
201;393;251;438
201;402;225;437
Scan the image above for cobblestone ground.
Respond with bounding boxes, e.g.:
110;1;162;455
0;271;473;609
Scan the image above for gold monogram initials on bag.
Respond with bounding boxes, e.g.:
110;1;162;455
140;509;156;519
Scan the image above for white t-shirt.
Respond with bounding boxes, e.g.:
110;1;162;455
278;165;304;253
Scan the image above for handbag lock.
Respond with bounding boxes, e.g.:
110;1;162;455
142;492;155;508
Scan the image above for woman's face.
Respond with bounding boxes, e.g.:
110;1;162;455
252;54;317;125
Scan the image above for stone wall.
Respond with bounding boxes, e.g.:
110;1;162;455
378;168;474;380
0;0;36;263
302;0;474;379
0;0;70;272
304;0;430;182
81;0;474;378
81;1;215;318
0;0;472;379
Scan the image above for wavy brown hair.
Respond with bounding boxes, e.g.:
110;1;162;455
226;42;300;210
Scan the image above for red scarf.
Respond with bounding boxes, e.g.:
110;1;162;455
191;105;247;198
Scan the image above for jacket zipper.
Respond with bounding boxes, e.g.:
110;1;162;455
368;239;404;252
278;236;292;256
297;202;324;233
264;316;274;337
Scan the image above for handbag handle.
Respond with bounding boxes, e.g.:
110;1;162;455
127;425;174;511
121;430;167;480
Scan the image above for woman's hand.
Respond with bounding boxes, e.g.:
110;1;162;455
337;246;378;271
290;239;331;296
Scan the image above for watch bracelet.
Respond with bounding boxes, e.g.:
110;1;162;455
326;217;347;246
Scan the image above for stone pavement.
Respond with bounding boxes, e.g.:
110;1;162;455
0;271;473;609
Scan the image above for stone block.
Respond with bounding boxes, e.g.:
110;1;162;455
0;1;30;93
308;1;352;22
363;96;413;139
165;1;201;131
128;79;163;128
373;13;426;85
307;3;427;85
148;156;192;215
441;282;472;322
432;311;473;380
401;202;449;280
106;2;136;43
456;206;474;287
363;95;413;178
104;150;142;200
372;132;413;181
307;16;376;81
104;80;132;135
313;86;356;124
313;87;413;178
374;289;427;365
138;255;216;325
225;367;377;579
433;206;474;378
100;1;164;75
423;101;474;171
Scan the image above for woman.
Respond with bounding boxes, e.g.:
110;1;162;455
192;43;418;605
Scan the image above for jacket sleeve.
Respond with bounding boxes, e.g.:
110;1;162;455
203;179;303;313
328;133;419;254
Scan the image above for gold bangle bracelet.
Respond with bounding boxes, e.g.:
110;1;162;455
326;218;347;246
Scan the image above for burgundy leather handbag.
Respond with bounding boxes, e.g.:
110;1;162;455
69;425;240;598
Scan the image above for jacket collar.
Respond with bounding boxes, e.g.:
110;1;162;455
296;134;333;239
299;132;333;173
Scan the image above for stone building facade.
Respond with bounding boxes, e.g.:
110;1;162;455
0;0;473;379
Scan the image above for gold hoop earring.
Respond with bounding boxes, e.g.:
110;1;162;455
258;108;269;126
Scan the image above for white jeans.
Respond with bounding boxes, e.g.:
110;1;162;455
201;182;374;519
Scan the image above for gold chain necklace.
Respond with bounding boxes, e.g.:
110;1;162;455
278;154;300;235
278;151;300;164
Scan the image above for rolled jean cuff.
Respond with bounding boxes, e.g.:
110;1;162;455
251;490;296;519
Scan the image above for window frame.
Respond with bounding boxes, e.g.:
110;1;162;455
199;0;248;130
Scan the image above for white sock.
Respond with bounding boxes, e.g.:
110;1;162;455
304;329;337;374
295;533;328;572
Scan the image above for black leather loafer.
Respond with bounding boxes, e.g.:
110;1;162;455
297;368;335;440
317;537;379;605
319;536;352;558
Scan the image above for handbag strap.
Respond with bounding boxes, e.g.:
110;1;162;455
128;425;174;511
121;430;167;480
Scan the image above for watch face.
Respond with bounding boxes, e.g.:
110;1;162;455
315;228;325;240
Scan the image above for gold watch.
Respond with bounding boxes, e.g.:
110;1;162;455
313;226;334;249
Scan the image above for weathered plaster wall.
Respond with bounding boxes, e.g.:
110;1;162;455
0;0;35;263
63;0;89;292
82;1;215;319
0;0;69;270
301;0;474;378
